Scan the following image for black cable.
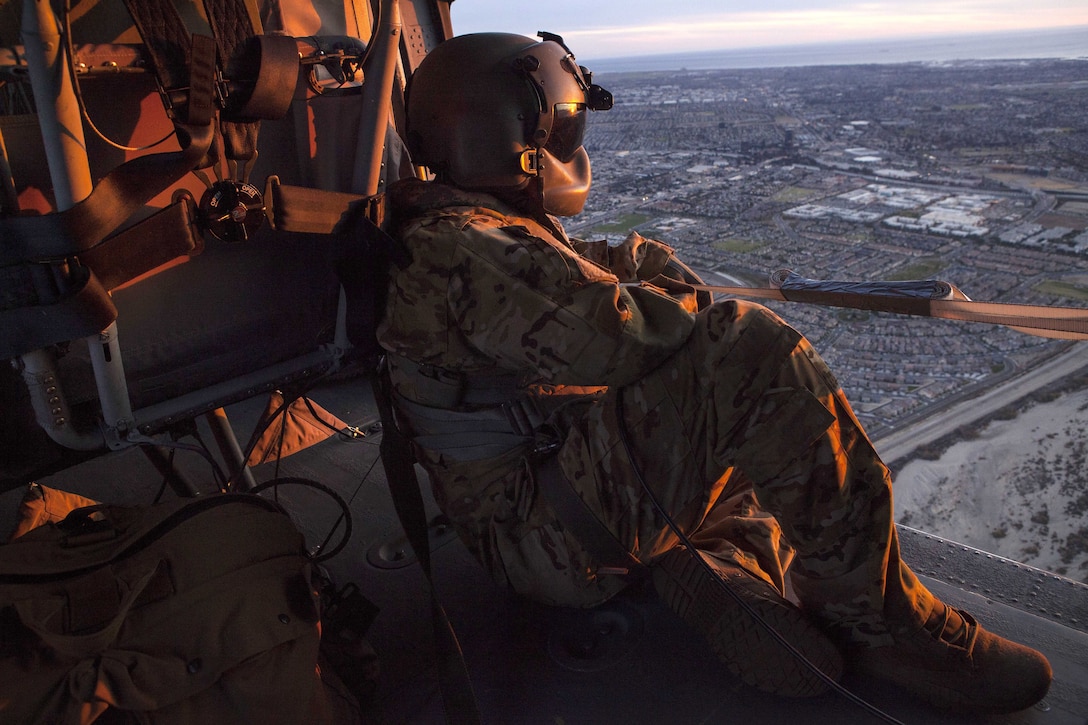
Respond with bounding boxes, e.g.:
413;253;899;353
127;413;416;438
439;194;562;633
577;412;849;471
140;437;227;492
614;387;907;725
235;388;299;487
302;396;367;440
151;446;175;503
61;0;176;152
248;476;353;562
316;449;380;558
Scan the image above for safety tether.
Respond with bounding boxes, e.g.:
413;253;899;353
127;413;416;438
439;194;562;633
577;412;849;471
689;270;1088;340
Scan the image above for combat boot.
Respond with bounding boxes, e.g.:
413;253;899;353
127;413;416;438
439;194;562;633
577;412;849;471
651;546;843;697
848;600;1052;714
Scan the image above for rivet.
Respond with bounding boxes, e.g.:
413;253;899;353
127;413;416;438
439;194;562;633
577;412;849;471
186;658;202;674
278;613;291;624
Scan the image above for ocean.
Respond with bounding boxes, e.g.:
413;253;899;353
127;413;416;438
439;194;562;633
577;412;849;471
588;25;1088;73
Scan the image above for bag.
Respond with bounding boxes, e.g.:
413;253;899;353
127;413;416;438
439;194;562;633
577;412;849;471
0;493;362;724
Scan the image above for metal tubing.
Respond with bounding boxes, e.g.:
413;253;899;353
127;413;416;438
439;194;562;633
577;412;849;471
205;407;258;491
21;0;92;206
20;0;133;451
352;0;402;195
88;322;134;441
17;349;103;450
141;445;202;497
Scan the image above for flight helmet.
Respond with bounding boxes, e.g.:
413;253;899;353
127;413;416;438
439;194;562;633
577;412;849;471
406;32;613;216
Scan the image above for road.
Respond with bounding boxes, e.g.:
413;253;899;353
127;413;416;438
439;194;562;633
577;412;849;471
873;345;1088;463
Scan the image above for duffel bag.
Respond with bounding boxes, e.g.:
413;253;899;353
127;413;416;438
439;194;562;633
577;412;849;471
0;492;361;724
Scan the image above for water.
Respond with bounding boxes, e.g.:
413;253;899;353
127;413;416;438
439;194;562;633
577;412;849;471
588;25;1088;73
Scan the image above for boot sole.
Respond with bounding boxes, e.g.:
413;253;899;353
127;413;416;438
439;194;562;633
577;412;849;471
653;547;843;697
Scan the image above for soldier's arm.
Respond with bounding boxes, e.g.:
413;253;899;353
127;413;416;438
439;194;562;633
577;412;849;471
573;231;703;312
450;221;697;387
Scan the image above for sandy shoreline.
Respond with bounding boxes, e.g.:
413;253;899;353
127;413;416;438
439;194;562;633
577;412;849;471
892;386;1088;583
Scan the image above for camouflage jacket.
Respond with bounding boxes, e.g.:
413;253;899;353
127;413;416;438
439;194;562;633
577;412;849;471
376;178;699;605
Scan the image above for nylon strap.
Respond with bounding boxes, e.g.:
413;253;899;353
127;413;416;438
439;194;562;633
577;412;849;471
689;271;1088;340
119;0;197;119
374;366;483;725
200;0;262;165
265;178;381;235
0;30;217;358
534;454;647;579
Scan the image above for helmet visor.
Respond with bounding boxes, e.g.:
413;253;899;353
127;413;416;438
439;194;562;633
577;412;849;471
545;102;587;162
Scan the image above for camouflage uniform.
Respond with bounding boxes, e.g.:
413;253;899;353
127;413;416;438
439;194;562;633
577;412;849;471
377;178;936;646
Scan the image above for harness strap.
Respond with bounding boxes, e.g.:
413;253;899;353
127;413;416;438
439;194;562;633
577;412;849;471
0;30;217;358
387;358;646;579
119;0;199;121
0;262;115;359
373;365;482;725
200;0;262;166
534;454;648;579
266;178;385;235
81;199;202;290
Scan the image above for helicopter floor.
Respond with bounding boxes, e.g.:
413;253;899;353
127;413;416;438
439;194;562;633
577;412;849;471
3;375;1085;725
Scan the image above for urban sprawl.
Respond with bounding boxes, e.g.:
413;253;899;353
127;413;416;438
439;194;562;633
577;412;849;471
570;58;1088;442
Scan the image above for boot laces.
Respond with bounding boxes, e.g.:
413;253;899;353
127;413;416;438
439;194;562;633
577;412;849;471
925;605;979;653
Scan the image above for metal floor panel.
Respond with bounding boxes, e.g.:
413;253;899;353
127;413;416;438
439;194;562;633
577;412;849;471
3;375;1086;725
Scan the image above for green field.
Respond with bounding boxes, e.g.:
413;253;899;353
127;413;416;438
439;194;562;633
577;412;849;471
771;186;817;203
713;238;763;254
591;213;652;234
888;259;945;281
1035;280;1088;302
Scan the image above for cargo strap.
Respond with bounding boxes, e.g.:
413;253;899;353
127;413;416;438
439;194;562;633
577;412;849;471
693;270;1088;341
373;365;482;725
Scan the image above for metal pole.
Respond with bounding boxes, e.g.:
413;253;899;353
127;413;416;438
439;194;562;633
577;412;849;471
20;0;133;448
206;407;258;490
21;0;91;206
352;0;402;195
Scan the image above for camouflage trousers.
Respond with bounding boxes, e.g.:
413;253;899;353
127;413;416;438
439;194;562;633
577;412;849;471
558;299;938;647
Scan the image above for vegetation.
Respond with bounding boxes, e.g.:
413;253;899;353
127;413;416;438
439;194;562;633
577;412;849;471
591;213;652;234
1034;280;1088;302
887;258;945;280
713;237;763;253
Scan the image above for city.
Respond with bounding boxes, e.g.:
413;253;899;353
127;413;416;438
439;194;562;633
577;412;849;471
570;58;1088;441
568;58;1088;577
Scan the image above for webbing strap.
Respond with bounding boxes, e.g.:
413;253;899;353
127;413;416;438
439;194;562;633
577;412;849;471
1;200;199;308
534;454;647;579
0;264;115;359
81;200;202;290
690;271;1088;340
266;178;381;235
202;0;260;163
373;367;482;725
119;0;197;117
0;30;217;358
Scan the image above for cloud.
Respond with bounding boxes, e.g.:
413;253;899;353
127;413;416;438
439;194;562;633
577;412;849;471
448;1;1088;59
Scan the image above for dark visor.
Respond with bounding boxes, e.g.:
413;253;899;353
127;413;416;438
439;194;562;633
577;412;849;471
545;102;587;162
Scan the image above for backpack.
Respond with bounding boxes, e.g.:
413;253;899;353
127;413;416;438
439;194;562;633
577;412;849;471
0;492;363;724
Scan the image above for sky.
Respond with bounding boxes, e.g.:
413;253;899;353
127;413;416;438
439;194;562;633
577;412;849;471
447;1;1088;61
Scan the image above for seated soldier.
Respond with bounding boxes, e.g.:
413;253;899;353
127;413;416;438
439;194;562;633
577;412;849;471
375;31;1052;714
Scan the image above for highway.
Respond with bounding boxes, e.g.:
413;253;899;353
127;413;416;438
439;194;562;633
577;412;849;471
873;344;1088;463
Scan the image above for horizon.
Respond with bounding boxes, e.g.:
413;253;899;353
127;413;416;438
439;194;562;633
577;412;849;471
449;1;1088;63
581;24;1088;72
588;23;1088;64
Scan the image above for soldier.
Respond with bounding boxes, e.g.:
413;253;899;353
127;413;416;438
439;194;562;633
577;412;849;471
375;32;1051;714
